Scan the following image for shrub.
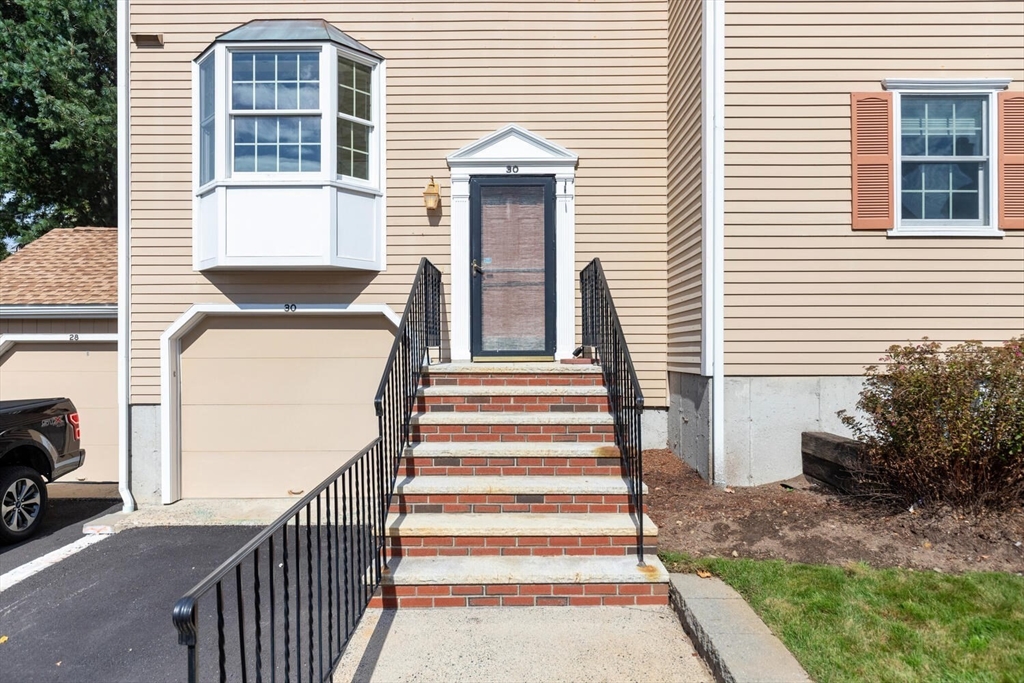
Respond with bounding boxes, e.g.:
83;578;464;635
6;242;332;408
839;338;1024;510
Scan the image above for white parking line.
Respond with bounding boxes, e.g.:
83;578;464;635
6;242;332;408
0;534;109;592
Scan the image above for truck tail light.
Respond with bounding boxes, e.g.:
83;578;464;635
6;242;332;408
68;412;81;441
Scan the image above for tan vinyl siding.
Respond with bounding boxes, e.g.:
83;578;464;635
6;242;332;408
666;0;703;374
0;318;117;336
128;1;668;405
724;0;1024;376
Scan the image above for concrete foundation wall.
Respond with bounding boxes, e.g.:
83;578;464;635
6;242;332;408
667;373;711;480
642;408;668;451
723;376;864;487
129;404;162;505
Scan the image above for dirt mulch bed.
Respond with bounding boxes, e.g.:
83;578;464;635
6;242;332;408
645;449;1024;574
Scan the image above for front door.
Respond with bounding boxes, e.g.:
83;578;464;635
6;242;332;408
470;176;556;359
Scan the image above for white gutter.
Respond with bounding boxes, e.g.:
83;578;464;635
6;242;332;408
116;0;135;512
702;0;726;486
0;305;117;319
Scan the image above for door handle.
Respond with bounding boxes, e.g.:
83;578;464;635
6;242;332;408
471;259;485;277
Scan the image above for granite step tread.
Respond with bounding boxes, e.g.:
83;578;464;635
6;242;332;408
411;411;614;426
419;385;607;396
403;442;621;458
424;362;601;374
383;554;669;585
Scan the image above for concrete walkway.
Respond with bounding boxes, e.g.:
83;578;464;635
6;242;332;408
333;605;713;683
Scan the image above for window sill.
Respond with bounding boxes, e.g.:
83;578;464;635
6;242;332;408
197;177;382;197
887;226;1005;238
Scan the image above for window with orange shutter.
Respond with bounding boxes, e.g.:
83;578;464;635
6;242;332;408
853;79;1021;236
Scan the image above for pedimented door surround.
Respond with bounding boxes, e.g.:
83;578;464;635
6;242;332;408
447;124;579;361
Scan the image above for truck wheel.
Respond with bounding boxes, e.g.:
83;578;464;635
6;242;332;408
0;466;48;543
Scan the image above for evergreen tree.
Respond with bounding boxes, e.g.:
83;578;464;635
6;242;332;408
0;0;116;258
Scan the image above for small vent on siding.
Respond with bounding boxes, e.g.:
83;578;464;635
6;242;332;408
999;93;1024;229
851;92;894;230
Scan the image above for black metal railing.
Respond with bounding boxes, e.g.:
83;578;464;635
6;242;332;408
172;258;442;683
580;258;646;565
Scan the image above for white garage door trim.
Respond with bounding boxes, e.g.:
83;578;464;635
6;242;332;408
0;333;119;485
160;302;400;504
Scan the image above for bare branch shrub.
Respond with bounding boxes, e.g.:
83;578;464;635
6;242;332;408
838;337;1024;510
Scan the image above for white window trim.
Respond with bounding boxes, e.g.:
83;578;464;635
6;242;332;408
883;78;1011;238
196;42;384;191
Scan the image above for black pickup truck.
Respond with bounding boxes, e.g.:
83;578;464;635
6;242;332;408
0;398;86;542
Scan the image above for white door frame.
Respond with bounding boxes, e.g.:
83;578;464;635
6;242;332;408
446;124;579;361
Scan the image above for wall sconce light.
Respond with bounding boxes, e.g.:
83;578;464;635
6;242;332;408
423;176;441;210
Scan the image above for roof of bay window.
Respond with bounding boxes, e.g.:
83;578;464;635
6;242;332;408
211;19;381;60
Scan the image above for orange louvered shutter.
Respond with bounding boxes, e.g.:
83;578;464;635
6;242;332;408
851;92;894;230
998;91;1024;230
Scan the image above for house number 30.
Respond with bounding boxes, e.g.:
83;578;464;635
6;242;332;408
505;165;519;174
283;304;297;312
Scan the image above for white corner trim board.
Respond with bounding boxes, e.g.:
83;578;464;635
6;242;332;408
446;124;579;361
702;0;726;486
159;302;400;504
0;333;118;359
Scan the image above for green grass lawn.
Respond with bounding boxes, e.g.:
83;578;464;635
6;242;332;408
660;552;1024;683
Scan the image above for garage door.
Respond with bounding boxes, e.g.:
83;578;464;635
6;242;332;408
179;315;393;498
0;343;118;482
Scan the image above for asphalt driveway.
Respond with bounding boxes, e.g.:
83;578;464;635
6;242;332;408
0;497;120;571
0;526;257;683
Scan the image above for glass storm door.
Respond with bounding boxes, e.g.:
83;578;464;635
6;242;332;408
469;176;556;359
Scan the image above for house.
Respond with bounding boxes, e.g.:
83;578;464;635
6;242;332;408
116;0;1024;509
0;227;120;484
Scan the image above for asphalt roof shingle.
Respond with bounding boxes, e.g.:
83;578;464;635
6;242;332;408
0;227;117;306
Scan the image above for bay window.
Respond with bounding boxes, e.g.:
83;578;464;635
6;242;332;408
193;20;385;270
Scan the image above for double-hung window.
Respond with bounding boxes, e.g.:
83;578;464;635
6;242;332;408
193;20;386;270
852;79;1023;236
899;95;988;226
231;51;322;173
337;57;373;180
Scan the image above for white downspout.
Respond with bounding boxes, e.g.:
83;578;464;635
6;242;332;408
117;0;136;512
702;0;726;486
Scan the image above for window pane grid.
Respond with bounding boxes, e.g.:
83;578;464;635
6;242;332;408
199;56;216;185
337;118;370;180
232;51;320;111
900;95;987;223
338;57;372;123
234;115;321;173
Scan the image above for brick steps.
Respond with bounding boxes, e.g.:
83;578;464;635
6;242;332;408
401;442;625;476
417;384;609;414
390;476;646;514
381;362;663;608
370;555;669;608
385;512;656;557
422;362;604;388
410;411;615;443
